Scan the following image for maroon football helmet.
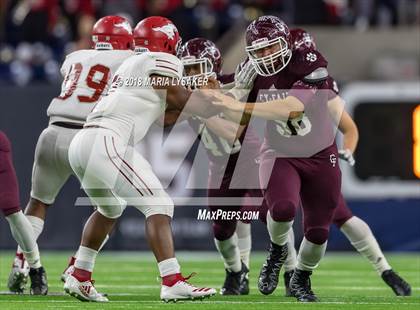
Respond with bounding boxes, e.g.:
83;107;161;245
91;15;134;50
180;38;222;78
245;15;292;76
134;16;182;55
290;28;317;52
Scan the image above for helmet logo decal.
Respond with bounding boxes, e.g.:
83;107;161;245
306;52;317;62
275;22;286;34
115;21;133;34
152;23;178;40
201;41;220;59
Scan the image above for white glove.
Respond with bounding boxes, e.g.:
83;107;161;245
234;59;257;90
338;149;355;166
228;60;257;100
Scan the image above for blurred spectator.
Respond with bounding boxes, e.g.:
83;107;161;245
353;0;398;31
64;14;95;55
0;0;418;86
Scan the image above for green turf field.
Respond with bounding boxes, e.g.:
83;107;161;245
0;251;419;309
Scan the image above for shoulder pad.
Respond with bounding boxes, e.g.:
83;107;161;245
289;49;328;77
303;67;329;83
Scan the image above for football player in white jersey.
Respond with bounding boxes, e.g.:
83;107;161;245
63;16;223;302
8;15;135;294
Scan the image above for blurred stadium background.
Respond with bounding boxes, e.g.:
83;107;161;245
0;0;419;254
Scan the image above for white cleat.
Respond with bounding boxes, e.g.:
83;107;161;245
160;274;216;302
8;253;29;293
64;274;108;302
61;265;74;283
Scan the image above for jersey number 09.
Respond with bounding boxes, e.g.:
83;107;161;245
57;63;110;103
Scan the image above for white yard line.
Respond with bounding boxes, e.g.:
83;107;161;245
1;300;420;305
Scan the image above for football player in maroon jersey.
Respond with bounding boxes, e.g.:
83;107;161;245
279;28;411;297
211;15;343;302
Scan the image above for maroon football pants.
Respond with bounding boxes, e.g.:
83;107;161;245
259;148;341;245
332;193;353;228
0;131;21;217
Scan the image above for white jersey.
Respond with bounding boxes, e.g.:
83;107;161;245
47;49;134;125
86;52;183;144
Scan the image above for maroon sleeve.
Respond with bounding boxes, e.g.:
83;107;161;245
289;75;338;106
326;76;339;100
217;73;235;85
288;80;318;106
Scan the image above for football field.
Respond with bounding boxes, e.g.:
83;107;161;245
0;251;419;309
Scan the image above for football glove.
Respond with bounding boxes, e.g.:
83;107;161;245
338;149;355;166
234;59;257;90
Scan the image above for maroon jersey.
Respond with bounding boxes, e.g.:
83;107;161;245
247;49;338;157
217;73;235;85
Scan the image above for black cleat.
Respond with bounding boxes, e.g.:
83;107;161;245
220;262;249;295
258;242;288;295
289;269;318;302
29;266;48;295
381;270;411;296
284;270;294;297
239;271;250;295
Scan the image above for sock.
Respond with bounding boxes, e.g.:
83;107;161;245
340;216;391;275
74;246;98;276
236;222;251;269
17;215;44;254
267;212;293;246
297;237;327;271
158;257;181;277
72;268;92;282
214;234;242;272
6;211;42;268
284;228;297;272
71;235;108;263
67;255;76;267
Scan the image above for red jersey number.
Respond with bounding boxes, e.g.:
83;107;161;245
57;63;110;103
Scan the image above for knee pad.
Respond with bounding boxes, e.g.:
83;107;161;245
304;227;329;245
140;196;174;219
213;221;237;241
269;199;297;222
97;204;127;219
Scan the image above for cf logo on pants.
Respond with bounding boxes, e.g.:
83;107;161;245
330;154;337;167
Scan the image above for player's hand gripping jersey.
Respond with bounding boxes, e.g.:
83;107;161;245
47;49;134;125
86;52;183;144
